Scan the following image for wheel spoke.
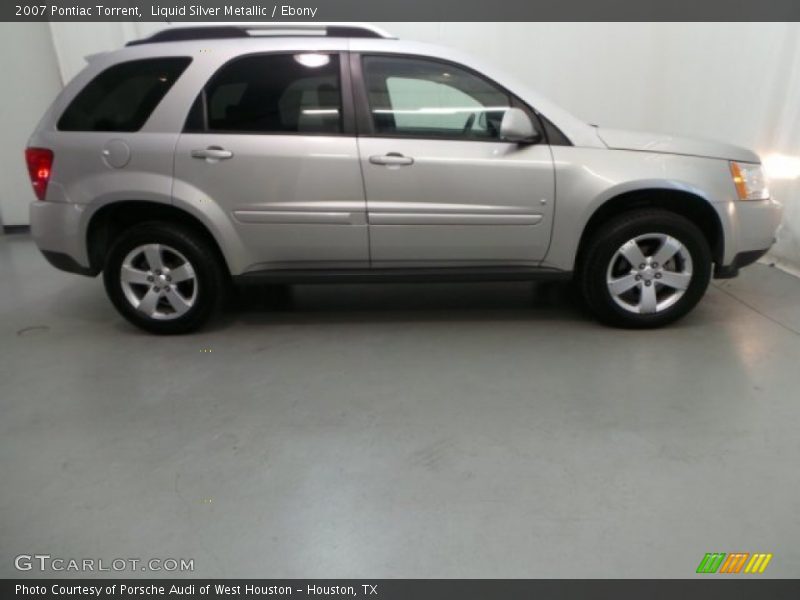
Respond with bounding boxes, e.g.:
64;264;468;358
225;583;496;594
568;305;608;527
137;288;160;316
652;236;683;266
169;263;195;283
163;287;192;316
659;271;691;290
120;265;150;285
619;240;647;268
639;283;658;314
608;273;639;295
143;244;164;272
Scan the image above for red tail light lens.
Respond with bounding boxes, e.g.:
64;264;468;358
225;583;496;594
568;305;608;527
25;147;54;201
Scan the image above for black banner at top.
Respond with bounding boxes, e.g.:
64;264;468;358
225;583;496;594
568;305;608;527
4;0;800;22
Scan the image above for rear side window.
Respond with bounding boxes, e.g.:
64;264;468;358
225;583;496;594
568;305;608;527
58;57;191;132
198;53;342;134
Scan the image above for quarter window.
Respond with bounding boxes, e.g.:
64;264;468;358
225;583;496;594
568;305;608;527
362;55;511;140
58;57;191;132
203;53;343;134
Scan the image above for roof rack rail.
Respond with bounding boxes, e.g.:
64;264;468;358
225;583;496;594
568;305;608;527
126;23;395;46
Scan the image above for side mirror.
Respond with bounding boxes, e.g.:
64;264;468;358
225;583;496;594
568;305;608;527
500;108;541;144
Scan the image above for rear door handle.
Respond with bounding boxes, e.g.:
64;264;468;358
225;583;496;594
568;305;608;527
369;153;414;167
191;146;234;161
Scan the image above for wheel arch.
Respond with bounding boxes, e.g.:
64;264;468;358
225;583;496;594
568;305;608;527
575;188;725;271
85;200;232;275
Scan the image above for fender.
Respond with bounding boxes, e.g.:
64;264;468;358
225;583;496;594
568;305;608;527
543;146;734;271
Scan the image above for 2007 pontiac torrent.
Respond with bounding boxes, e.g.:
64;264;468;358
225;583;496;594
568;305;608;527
26;24;783;333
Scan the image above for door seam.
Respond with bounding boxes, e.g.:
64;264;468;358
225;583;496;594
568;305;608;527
347;46;373;265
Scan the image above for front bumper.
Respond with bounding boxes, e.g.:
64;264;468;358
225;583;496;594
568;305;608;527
714;248;770;279
716;197;782;276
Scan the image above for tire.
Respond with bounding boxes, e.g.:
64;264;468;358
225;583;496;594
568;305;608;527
103;222;227;334
578;209;712;328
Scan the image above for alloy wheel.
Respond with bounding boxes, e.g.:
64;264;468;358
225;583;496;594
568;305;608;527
119;243;198;320
605;233;693;314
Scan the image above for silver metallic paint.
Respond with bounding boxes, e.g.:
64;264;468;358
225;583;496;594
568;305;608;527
28;34;783;277
358;136;554;264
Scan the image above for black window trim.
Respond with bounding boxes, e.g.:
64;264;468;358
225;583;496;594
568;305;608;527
182;50;356;137
57;56;193;133
350;52;572;146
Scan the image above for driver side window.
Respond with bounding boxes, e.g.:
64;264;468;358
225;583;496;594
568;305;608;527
362;55;511;140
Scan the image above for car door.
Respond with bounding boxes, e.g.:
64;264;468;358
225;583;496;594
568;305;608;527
354;54;555;266
173;51;368;272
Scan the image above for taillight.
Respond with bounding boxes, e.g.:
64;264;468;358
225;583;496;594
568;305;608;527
25;147;54;201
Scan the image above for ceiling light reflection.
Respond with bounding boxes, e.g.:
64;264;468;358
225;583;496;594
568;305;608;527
294;53;330;68
373;107;509;115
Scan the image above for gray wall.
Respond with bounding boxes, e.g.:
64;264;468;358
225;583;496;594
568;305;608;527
0;23;62;227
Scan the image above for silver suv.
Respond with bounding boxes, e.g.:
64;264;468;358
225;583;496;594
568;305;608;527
27;24;783;333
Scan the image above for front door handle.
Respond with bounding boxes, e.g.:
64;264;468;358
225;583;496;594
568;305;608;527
191;146;234;161
369;153;414;167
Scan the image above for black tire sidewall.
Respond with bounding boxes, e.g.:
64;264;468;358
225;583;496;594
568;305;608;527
103;223;225;334
580;211;712;328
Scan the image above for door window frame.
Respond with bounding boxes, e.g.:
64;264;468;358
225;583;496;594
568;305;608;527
182;50;356;136
349;52;570;145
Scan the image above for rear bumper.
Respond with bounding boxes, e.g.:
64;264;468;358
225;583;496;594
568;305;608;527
40;250;96;276
30;201;95;276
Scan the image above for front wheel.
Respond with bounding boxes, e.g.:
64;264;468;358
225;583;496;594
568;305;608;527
103;222;227;334
579;210;712;328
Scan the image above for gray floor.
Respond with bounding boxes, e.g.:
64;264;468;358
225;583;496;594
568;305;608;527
1;232;799;579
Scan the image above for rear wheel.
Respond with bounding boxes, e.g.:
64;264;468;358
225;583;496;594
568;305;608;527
579;210;712;328
103;222;227;334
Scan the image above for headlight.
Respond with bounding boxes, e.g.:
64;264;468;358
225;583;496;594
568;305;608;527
730;161;769;201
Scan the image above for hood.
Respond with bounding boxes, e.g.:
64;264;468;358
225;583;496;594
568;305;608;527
595;127;760;163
